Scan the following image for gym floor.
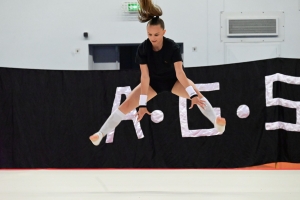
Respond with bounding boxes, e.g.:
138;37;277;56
1;167;300;200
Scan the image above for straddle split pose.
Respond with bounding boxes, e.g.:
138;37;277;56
89;0;226;146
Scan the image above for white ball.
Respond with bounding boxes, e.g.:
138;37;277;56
151;110;164;123
237;105;250;119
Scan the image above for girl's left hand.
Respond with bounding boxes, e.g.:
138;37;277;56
190;97;206;109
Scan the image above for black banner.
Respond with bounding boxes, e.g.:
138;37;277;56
0;58;300;168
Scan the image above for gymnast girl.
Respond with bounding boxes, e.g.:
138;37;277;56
89;0;226;146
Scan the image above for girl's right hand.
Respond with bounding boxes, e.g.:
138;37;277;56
136;107;151;121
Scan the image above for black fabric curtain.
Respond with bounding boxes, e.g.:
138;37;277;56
0;58;300;168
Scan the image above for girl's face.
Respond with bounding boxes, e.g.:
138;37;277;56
147;24;166;47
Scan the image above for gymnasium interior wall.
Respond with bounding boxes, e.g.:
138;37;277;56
0;0;300;70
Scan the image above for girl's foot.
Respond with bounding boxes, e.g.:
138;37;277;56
215;117;226;133
89;132;103;146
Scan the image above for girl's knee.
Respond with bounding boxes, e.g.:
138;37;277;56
119;100;130;111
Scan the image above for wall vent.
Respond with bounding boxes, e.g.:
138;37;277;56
227;18;278;37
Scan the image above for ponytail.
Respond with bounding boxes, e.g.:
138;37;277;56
138;0;165;29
